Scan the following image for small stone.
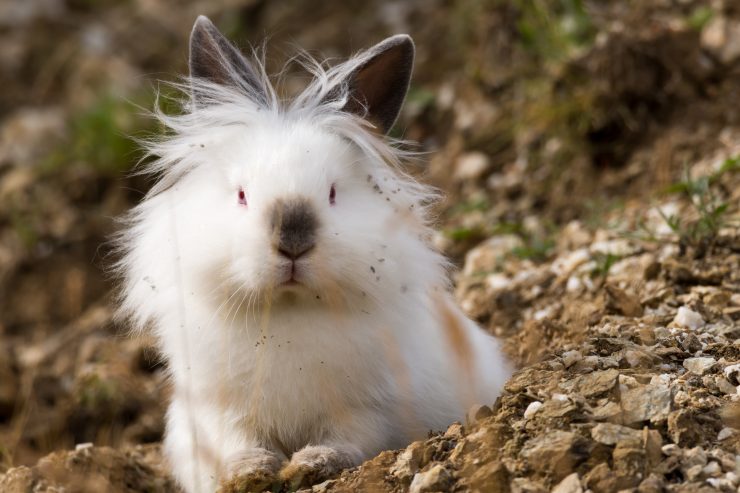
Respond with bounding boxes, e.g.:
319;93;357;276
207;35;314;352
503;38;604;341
454;151;490;181
715;376;736;395
311;479;336;492
683;357;716;376
673;306;704;330
723;363;740;384
684;464;703;481
703;461;722;477
661;444;681;456
679;333;702;353
390;441;424;483
637;327;656;346
717;427;734;441
409;465;451;493
575;369;619;397
520;431;592;482
466;404;493;425
637;473;664;493
704;290;731;308
590;423;642;445
523;401;543;419
624;349;653;368
562;350;582;368
551;472;582;493
605;284;643;317
619;383;672;425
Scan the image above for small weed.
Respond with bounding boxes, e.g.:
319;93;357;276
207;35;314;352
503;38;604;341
653;159;737;250
514;0;595;62
42;90;165;176
590;252;620;279
77;373;119;411
511;237;555;262
686;6;714;31
444;226;487;242
447;197;491;216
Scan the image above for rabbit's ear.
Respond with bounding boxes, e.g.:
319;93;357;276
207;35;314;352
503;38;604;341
336;35;415;134
189;16;264;101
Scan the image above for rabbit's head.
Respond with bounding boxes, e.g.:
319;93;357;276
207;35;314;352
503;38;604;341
137;17;443;312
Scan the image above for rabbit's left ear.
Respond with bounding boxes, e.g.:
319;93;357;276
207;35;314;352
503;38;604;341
335;35;415;134
189;16;265;103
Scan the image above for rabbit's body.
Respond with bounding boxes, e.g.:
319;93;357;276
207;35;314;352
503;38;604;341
118;16;511;492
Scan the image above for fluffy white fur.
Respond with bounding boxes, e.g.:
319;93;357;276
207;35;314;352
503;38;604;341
117;20;511;493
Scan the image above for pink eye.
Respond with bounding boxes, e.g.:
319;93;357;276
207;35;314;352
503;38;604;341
329;184;336;205
238;188;247;206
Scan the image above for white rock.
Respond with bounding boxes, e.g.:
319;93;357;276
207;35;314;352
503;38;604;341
674;306;705;330
486;273;511;291
551;248;590;277
409;465;450;493
683;357;716;376
454;151;490;181
590;238;637;257
591;423;642;445
523;401;543;419
718;427;734;441
702;461;722;477
552;472;582;493
702;17;740;64
390;441;423;482
566;276;583;293
723;363;740;382
463;235;523;276
562;350;582;368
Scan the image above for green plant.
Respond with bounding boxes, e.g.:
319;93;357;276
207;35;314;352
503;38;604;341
657;160;738;248
514;0;595;62
686;6;714;31
590;252;620;279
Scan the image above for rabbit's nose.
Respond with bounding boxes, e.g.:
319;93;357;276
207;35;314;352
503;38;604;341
270;197;318;260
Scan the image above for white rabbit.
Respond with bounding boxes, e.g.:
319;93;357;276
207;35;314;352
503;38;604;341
116;15;512;493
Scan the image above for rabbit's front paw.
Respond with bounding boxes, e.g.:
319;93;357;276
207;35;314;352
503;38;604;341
280;445;354;489
218;448;282;493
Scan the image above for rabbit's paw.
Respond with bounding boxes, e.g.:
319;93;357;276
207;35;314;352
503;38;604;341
218;448;282;493
280;445;353;489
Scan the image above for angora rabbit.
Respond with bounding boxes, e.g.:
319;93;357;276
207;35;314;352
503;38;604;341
117;15;511;493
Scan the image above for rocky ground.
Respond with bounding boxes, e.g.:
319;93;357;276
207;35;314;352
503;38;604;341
1;0;740;492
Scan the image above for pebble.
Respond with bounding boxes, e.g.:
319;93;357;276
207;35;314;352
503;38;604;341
562;350;582;368
551;472;582;493
673;307;705;330
591;423;642;445
454;152;490;180
717;428;734;441
523;401;543;419
683;357;716;376
390;441;424;482
466;404;493;425
409;465;451;493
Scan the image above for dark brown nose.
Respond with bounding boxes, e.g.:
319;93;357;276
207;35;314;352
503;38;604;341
270;197;318;260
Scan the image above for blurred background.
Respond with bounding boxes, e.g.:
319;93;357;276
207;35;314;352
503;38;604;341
1;0;739;490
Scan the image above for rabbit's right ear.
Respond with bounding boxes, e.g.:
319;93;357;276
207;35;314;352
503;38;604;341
189;16;265;102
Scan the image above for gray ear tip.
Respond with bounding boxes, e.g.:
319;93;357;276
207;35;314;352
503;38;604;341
192;15;215;35
385;34;415;52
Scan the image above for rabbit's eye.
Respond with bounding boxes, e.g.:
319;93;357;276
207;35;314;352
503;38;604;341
238;188;247;206
329;184;336;205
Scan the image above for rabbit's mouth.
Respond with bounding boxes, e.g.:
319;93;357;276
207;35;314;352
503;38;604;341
276;259;308;288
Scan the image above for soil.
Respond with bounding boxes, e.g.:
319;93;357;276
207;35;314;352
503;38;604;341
1;0;739;492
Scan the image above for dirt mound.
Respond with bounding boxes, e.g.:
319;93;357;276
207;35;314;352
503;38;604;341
0;444;175;493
